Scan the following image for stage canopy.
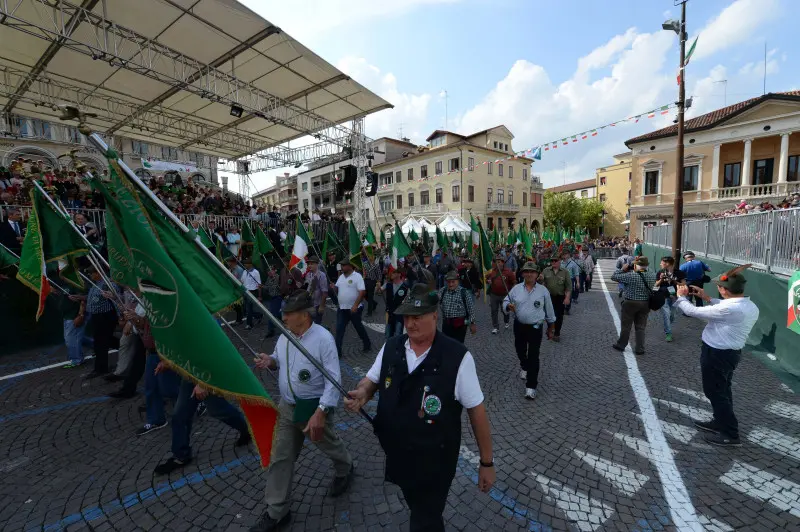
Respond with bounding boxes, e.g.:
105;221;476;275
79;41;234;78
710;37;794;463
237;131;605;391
0;0;391;166
437;214;471;233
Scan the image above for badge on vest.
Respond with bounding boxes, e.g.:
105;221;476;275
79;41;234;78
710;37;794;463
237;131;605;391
534;300;541;308
424;395;442;416
298;369;311;383
384;376;392;389
397;289;405;297
348;279;353;284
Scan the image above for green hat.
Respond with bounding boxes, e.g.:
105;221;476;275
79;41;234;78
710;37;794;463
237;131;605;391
306;255;320;264
339;257;354;266
521;261;540;273
283;290;313;313
394;283;439;316
445;270;459;281
633;256;649;267
713;265;749;293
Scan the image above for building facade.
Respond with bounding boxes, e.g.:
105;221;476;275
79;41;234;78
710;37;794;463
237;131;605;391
626;91;800;237
595;152;632;237
370;125;543;234
546;178;597;199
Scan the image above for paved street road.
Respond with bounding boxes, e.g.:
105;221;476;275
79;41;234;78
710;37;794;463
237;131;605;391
1;259;799;531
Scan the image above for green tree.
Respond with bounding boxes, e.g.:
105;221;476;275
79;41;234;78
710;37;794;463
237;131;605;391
543;190;582;231
579;198;605;232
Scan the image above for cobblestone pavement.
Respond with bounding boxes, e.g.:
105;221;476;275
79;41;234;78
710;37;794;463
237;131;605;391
1;259;799;531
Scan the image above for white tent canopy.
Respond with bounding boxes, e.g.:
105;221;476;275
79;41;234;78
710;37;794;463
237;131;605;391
417;218;437;232
400;216;423;235
436;214;471;233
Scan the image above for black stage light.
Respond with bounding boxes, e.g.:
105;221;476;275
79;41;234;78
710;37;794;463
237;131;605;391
230;104;244;118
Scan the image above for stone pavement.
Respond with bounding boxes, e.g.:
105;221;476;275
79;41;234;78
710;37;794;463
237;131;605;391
1;258;799;531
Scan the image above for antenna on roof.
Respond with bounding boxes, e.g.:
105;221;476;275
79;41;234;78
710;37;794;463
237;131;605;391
763;41;767;95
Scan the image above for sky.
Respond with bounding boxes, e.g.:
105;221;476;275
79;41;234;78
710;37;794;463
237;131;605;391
226;0;798;195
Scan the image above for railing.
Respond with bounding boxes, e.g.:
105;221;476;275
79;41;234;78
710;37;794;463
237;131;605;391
486;202;520;213
643;207;800;276
409;204;445;214
311;182;334;193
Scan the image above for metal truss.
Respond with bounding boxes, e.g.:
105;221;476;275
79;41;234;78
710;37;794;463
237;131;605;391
0;0;366;152
217;141;348;174
351;117;369;232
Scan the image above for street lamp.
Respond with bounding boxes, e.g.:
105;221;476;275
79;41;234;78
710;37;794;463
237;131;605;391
662;19;681;34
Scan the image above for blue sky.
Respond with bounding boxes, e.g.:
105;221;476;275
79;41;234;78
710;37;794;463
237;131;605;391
236;0;797;192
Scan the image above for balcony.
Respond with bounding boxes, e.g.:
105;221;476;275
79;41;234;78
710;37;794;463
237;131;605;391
409;204;445;215
486;202;520;213
311;182;334;194
378;182;394;192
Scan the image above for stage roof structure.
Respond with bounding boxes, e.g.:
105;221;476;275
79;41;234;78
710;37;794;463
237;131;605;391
0;0;392;172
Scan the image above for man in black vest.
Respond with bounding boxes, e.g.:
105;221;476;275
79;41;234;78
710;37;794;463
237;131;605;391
345;283;495;532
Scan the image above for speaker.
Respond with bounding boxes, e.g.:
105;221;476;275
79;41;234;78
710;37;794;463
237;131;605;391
365;171;378;197
338;165;358;191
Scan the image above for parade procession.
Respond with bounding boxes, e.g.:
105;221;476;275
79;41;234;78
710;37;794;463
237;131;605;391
2;1;800;531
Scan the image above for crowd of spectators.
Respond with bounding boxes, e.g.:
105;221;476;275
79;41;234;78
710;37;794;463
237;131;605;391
708;193;800;218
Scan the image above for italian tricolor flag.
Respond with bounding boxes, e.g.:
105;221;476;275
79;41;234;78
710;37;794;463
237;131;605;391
288;216;311;273
470;214;480;251
390;222;411;273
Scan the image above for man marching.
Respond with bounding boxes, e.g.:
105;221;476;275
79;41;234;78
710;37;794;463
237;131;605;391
486;255;516;334
675;265;759;447
344;284;495;532
541;256;571;342
251;291;354;532
503;262;555;399
438;270;477;343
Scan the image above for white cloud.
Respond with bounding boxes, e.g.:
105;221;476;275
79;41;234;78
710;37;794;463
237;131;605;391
691;0;780;61
738;59;779;77
337;56;431;142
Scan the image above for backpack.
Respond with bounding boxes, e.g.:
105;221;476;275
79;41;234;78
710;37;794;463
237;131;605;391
637;271;665;311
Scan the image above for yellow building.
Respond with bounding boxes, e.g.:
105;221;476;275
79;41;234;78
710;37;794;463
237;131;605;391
625;91;800;237
595;152;632;237
371;125;544;234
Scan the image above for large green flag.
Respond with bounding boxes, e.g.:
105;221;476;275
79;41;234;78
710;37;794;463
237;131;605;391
99;181;137;288
506;230;517;246
409;228;419;243
197;226;214;247
216;238;234;262
0;243;20;269
252;225;275;271
102;154;278;467
390;222;412;269
348;220;363;269
379;227;386;248
477;220;494;277
433;226;447;257
16;190;50;320
421;226;430;251
240;220;255;244
321;229;339;260
365;225;378;247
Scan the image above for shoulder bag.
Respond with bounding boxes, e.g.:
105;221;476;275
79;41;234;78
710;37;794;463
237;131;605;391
637;271;665;311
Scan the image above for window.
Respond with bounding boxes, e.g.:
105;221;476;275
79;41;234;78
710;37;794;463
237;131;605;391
522;192;527;207
508;191;513;204
132;140;149;156
581;189;588;198
380;172;393;186
408;193;415;207
431;136;445;147
452;185;460;202
303;199;309;209
407;168;413;181
448;157;460;171
628;190;631;200
420;165;427;179
396;194;403;209
468;185;474;202
380;197;394;211
629;172;632;182
497;190;504;204
498;217;503;230
493;141;498;149
65;126;82;144
498;163;504;177
487;188;493;203
395;171;401;183
523;168;528;180
165;146;178;160
788;156;800;182
468;157;475;171
723;163;741;187
644;170;659;195
435;161;442;175
508;166;514;178
488;162;493;175
682;166;699;191
421;190;430;205
302;182;308;191
504;143;508;151
600;176;607;185
24;119;51;139
599;193;606;202
435;188;443;203
753;158;774;185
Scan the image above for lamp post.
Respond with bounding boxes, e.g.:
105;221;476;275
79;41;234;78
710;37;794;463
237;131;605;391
663;1;687;259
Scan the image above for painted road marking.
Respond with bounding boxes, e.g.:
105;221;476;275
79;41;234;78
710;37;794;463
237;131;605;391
596;263;701;531
0;456;30;473
780;383;794;394
612;432;660;462
719;461;800;518
746;427;800;461
652;398;712;422
670;386;710;403
533;472;614;532
765;400;800;422
697;515;734;532
0;350;120;381
363;322;386;334
633;413;698;445
574;450;649;497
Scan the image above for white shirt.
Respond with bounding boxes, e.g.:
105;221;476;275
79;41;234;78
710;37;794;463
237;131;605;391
335;271;365;309
366;340;484;409
675;296;759;350
240;268;261;291
503;282;555;325
269;324;341;408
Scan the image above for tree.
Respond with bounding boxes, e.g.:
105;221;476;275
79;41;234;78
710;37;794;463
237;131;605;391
579;198;605;232
543;191;605;234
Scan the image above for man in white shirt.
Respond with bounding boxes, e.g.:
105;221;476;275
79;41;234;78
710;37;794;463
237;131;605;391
676;265;759;448
251;291;353;531
240;258;263;330
345;283;495;531
329;258;371;357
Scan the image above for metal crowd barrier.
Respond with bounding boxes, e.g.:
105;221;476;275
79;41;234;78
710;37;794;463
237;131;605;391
643;207;800;276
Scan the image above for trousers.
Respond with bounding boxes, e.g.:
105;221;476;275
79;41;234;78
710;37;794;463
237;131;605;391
400;480;451;532
335;308;371;357
550;295;565;337
119;335;146;395
264;401;352;520
701;342;741;439
616;299;650;354
364;279;377;314
114;333;137;376
92;310;118;374
386;314;404;339
514;320;544;389
489;293;509;329
63;318;86;365
441;319;467;343
244;289;263;327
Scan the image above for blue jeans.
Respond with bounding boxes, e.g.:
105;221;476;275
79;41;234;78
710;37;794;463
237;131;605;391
385;314;404;339
244;290;263;326
571;277;579;302
170;379;248;461
335;307;371;357
63;318;86;365
266;295;282;334
145;351;180;426
661;297;675;334
579;272;587;293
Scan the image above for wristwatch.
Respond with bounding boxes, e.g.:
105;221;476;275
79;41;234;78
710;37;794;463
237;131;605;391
318;404;333;414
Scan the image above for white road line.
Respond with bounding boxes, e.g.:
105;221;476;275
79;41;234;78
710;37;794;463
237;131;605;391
533;472;615;532
746;427;800;461
670;386;710;403
612;432;661;462
595;263;701;531
652;398;713;421
363;323;386;334
574;449;650;497
780;383;795;394
765;400;800;422
633;413;699;445
720;461;800;518
0;350;122;381
697;515;734;532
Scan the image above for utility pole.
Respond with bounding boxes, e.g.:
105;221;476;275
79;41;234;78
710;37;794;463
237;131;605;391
672;1;687;260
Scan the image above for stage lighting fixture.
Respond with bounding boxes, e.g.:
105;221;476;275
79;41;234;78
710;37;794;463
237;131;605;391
230;104;244;118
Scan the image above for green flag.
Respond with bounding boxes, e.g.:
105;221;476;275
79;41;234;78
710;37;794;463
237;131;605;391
321;229;339;260
421;227;430;251
365;225;377;246
470;215;480;251
433;226;446;257
789;270;800;336
102;153;278;467
506;230;516;246
16;190;50;320
409;228;419;243
252;225;275;270
477;220;494;278
390;223;412;269
0;243;20;269
379;228;386;248
97;180;137;288
348;220;362;269
216;238;234;262
240;220;255;244
197;226;214;247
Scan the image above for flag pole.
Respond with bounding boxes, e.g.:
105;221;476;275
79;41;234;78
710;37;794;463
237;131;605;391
81;132;373;425
217;315;278;382
0;242;70;295
297;214;325;262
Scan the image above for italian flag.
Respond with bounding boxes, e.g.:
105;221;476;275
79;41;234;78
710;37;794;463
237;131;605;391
470;214;480;251
288;215;310;273
390;222;411;272
789;270;800;335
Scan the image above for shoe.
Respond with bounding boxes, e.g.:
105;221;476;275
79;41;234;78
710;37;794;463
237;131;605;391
244;325;253;330
704;433;741;447
104;374;125;382
611;344;625;352
524;388;537;400
84;370;107;379
518;370;527;380
249;511;291;532
694;420;720;434
328;464;354;497
63;362;82;369
136;421;167;436
552;335;560;343
107;390;137;399
665;333;673;342
491;328;498;335
236;430;252;447
154;457;192;475
504;323;510;329
196;402;207;417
